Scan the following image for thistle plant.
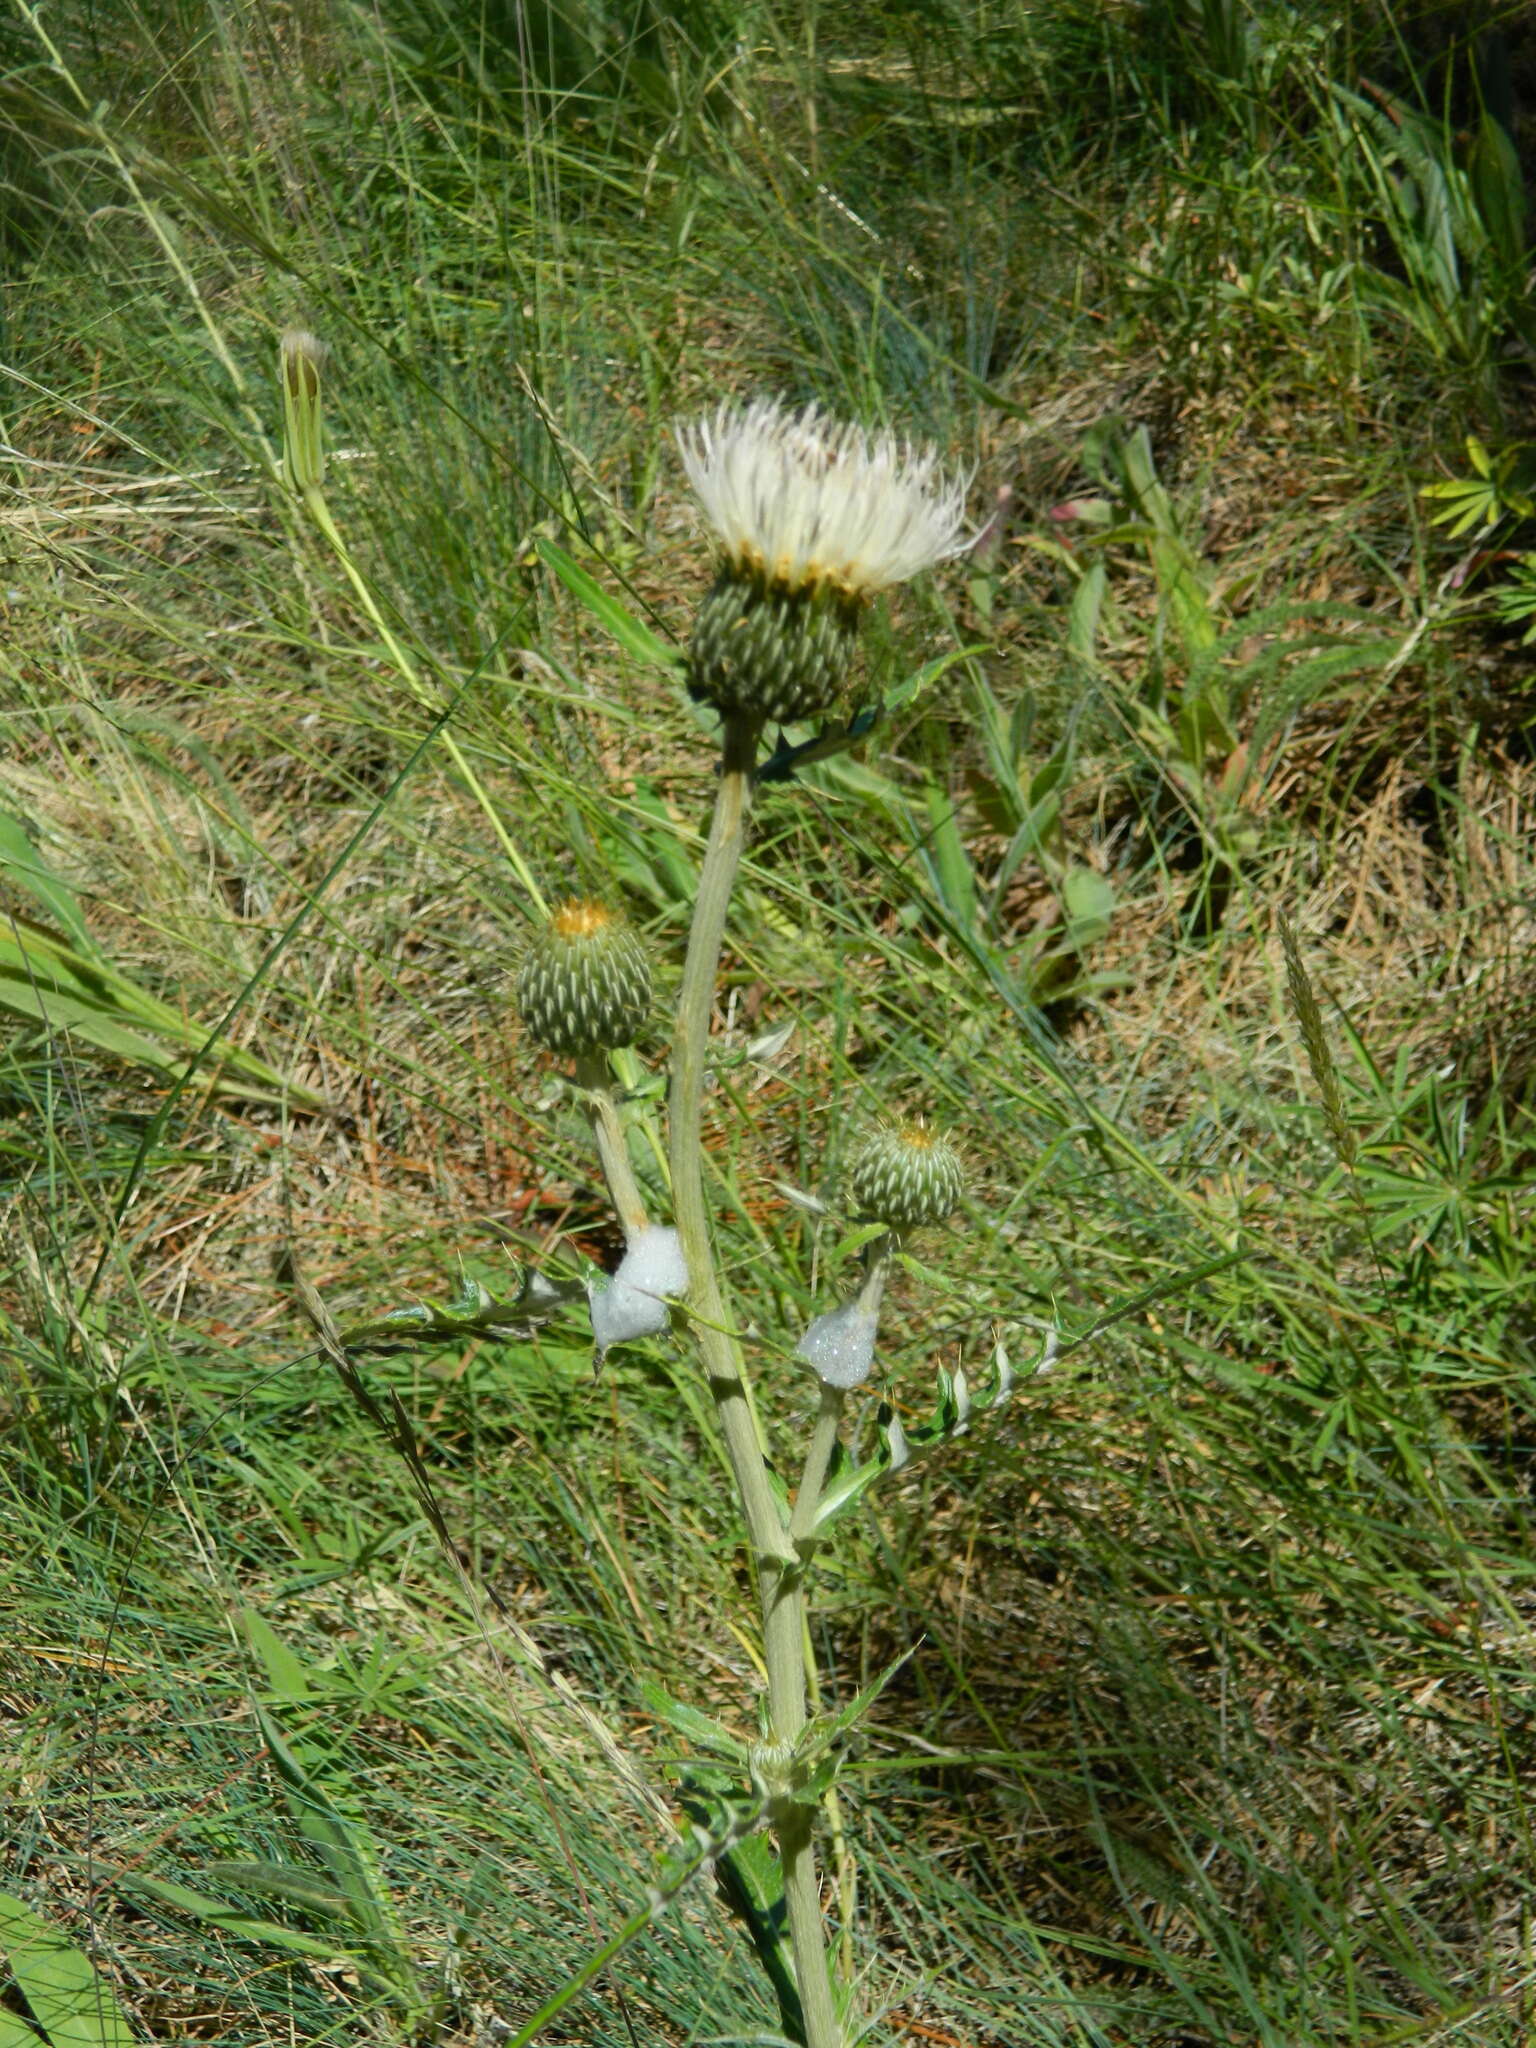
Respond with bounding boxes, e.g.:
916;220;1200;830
512;405;970;2044
290;372;977;2046
677;399;970;724
654;404;968;2045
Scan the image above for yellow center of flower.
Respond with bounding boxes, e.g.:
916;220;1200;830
551;899;615;941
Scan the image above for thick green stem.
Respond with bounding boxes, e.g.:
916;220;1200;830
573;1052;650;1240
667;714;840;2048
792;1385;845;1548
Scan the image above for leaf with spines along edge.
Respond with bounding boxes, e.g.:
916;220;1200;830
793;1649;917;1802
809;1249;1257;1531
755;643;989;786
757;703;882;784
639;1681;750;1766
656;1657;914;2044
338;1266;583;1351
668;1765;800;2046
808;1331;1058;1536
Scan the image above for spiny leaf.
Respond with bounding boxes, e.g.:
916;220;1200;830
337;1264;583;1350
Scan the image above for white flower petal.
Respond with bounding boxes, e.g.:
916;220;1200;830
676;398;969;599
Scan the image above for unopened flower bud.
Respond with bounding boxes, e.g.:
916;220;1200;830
846;1119;965;1230
280;328;326;493
516;899;652;1057
689;573;859;726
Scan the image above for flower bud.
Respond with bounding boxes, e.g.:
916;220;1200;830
516;900;652;1058
280;328;326;493
845;1119;965;1230
689;574;860;725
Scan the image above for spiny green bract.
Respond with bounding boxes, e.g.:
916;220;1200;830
688;571;860;725
846;1119;965;1230
516;900;652;1057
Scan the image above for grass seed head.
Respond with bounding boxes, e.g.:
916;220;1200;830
1278;913;1357;1169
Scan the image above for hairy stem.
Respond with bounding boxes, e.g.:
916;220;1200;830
667;713;839;2048
792;1385;846;1548
573;1052;650;1240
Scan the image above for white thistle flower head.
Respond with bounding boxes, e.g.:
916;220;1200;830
676;398;970;726
677;398;969;602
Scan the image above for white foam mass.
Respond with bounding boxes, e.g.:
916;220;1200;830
589;1227;689;1355
618;1226;689;1301
795;1300;878;1391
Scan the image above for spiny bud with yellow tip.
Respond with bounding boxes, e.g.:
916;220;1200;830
845;1118;965;1231
280;328;327;494
515;900;653;1058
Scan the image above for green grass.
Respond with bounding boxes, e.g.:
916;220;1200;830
4;1;1536;2043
